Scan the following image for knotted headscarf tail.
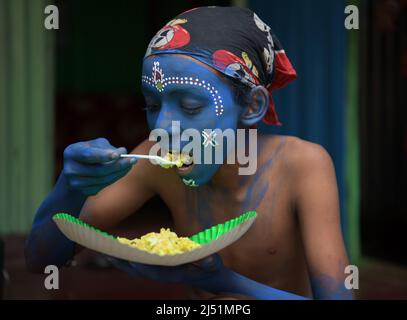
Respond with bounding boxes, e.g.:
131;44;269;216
144;6;297;126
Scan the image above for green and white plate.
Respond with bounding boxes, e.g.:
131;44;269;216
53;211;257;266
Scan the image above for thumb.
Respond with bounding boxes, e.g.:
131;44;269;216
193;254;223;272
105;255;140;276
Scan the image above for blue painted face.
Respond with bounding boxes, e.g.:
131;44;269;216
141;54;243;187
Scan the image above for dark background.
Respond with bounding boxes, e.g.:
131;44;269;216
1;0;406;299
359;0;407;265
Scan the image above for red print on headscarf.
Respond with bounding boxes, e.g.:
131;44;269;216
149;25;190;51
212;50;259;85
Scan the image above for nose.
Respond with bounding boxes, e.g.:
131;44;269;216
152;105;181;151
154;102;181;132
154;109;172;131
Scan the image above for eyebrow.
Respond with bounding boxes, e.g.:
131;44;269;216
141;82;158;95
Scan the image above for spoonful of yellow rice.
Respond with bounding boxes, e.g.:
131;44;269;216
117;228;201;256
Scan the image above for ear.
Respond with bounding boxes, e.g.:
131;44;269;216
239;86;269;127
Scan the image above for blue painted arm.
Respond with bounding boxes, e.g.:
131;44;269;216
310;274;354;300
24;173;87;272
25;138;135;273
200;267;309;300
107;255;308;300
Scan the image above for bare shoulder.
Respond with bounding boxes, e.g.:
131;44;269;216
276;136;339;210
259;134;333;168
279;135;335;175
260;135;337;194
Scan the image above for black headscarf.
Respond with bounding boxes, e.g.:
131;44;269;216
144;6;297;125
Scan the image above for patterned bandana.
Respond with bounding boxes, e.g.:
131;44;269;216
144;6;297;125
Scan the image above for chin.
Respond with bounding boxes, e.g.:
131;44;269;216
179;164;220;187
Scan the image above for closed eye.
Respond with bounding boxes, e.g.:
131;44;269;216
181;105;204;115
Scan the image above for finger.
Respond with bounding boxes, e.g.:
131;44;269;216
79;169;130;195
193;254;223;272
128;262;190;283
68;144;127;164
110;147;128;159
66;144;117;163
69;166;131;188
89;139;127;158
88;138;113;149
105;256;141;276
107;258;179;282
64;158;136;177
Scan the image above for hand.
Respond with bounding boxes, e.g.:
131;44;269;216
62;137;136;196
106;254;309;299
106;254;227;287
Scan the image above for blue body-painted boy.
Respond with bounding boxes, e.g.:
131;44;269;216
25;7;353;300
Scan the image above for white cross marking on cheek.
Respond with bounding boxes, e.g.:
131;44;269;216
182;178;199;187
202;130;219;147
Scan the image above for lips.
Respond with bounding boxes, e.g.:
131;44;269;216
176;162;195;175
160;151;194;173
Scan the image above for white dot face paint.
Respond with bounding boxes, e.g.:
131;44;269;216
142;61;225;116
182;178;199;187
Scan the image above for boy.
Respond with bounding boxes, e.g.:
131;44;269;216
26;7;352;300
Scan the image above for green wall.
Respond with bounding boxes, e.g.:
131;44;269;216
345;0;361;264
0;0;54;234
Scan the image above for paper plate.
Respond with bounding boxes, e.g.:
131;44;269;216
53;211;257;266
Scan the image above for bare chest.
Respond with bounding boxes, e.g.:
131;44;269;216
161;173;306;287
